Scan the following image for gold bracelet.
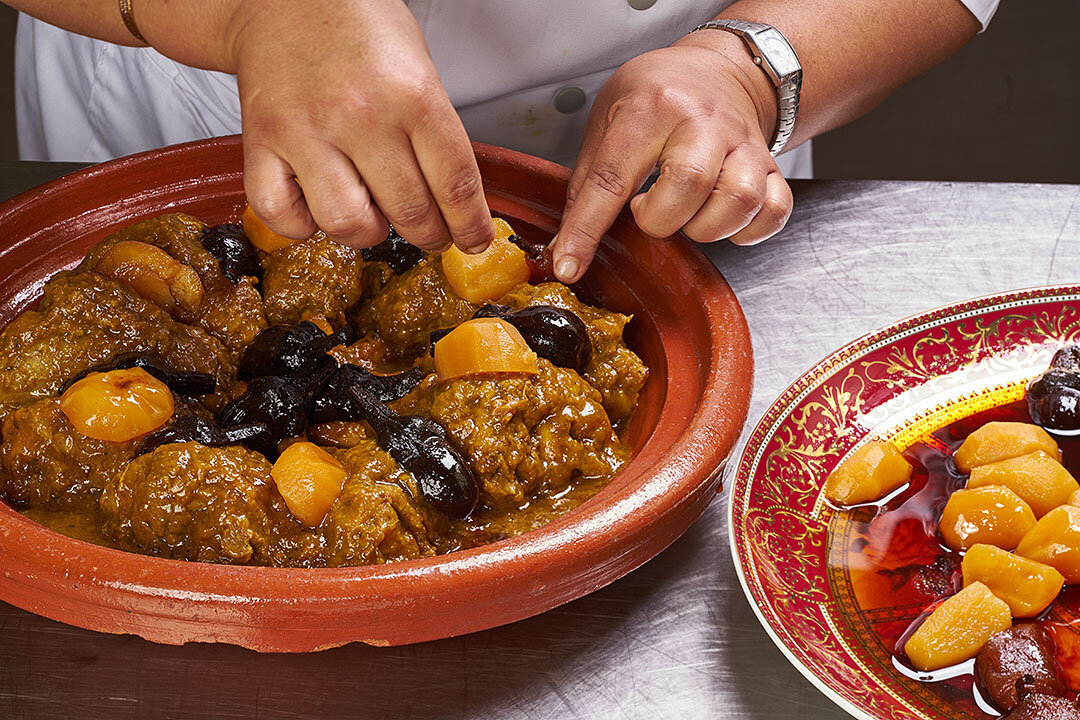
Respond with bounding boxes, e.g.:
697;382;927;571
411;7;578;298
118;0;149;44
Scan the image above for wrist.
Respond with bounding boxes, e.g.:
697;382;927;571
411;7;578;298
674;29;778;146
135;0;245;73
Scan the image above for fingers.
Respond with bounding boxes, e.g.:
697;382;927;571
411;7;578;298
679;145;768;243
289;146;389;248
410;96;493;253
352;132;455;252
553;119;664;283
628;121;726;239
243;143;318;240
728;170;793;246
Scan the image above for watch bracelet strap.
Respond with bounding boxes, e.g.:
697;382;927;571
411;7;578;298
689;20;801;156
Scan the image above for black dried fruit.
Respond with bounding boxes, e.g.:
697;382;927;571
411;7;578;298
348;386;477;518
311;364;426;423
137;412;267;457
505;306;591;373
239;321;354;380
463;304;592;373
1028;346;1080;432
218;355;337;458
60;352;216;396
1051;346;1080;373
200;223;262;284
359;227;424;274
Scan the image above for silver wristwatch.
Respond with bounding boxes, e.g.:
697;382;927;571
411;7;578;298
689;20;802;157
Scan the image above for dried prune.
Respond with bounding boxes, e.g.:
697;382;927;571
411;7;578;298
463;304;592;373
60;352;216;396
507;306;591;373
311;364;425;423
359;227;423;274
1052;346;1080;373
137;412;267;457
507;234;554;283
976;623;1065;711
239;322;354;380
1003;693;1080;720
348;386;477;518
200;223;262;284
1028;346;1080;432
218;355;336;458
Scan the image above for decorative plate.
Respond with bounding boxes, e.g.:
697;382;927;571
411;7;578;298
729;285;1080;719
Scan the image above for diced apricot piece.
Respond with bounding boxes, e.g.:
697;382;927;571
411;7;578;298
823;440;912;505
1017;505;1080;584
903;582;1012;671
442;218;530;303
242;204;301;253
435;318;539;381
1070;488;1080;507
961;543;1065;618
59;367;174;442
94;240;204;319
271;441;347;527
968;451;1080;518
939;485;1036;551
954;422;1060;473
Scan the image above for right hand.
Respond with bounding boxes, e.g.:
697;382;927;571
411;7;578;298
222;0;493;252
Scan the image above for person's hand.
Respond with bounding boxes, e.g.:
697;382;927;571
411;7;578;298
223;0;493;252
551;31;793;283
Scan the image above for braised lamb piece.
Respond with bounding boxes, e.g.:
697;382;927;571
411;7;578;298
0;211;646;569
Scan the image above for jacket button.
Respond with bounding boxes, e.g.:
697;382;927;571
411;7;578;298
553;87;587;114
627;0;657;9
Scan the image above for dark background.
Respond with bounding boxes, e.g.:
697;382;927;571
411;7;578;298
0;2;1075;182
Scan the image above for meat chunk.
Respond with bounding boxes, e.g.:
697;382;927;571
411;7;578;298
261;234;372;327
977;623;1066;710
395;359;630;508
81;213;268;356
0;397;138;507
322;438;446;565
500;282;647;424
1004;694;1080;720
100;442;298;564
0;271;237;415
356;256;476;358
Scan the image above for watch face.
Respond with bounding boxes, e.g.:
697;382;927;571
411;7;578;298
754;28;800;78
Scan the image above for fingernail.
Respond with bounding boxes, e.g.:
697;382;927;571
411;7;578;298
555;256;580;283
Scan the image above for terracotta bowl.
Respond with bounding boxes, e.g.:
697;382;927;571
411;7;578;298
0;136;751;651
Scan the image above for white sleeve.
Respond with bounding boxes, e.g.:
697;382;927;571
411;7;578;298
957;0;1001;32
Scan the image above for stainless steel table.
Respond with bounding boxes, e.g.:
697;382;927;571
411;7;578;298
0;166;1077;719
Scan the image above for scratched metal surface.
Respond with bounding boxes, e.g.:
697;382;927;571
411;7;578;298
0;169;1077;719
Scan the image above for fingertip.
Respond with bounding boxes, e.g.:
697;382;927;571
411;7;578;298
460;240;491;255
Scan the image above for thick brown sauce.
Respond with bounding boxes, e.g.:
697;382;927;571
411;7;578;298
837;399;1080;716
20;462;615;557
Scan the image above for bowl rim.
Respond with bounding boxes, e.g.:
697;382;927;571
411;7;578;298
726;282;1080;720
0;136;752;645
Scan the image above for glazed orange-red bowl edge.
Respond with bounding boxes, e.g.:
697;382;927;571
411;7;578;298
0;136;752;650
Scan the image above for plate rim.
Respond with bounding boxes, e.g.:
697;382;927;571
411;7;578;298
726;281;1080;719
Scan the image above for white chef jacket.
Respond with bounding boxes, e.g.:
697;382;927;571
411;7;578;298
14;0;1000;178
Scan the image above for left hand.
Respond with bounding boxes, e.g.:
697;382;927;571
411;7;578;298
551;32;794;283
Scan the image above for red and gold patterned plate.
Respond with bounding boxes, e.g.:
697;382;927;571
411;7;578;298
729;285;1080;719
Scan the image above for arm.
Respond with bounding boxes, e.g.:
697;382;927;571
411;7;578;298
6;0;494;253
551;0;981;283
